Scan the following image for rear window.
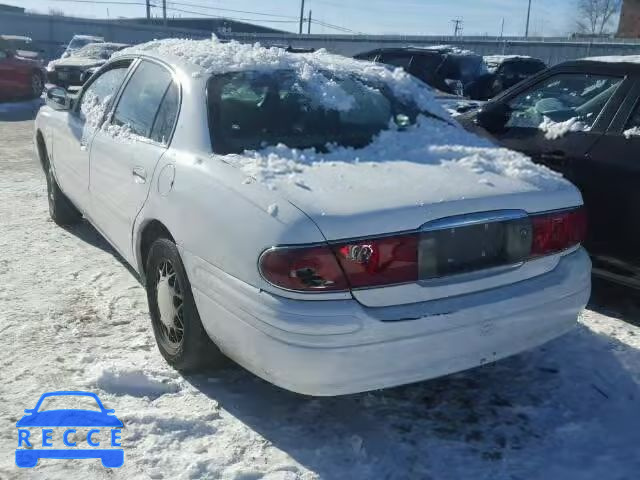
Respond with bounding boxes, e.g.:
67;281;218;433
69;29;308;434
207;70;425;155
440;54;487;84
501;61;546;77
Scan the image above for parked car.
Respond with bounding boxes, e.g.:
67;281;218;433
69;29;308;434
354;45;492;100
35;39;590;396
0;36;45;100
459;56;640;288
483;55;547;98
47;42;129;89
0;35;45;65
60;34;104;58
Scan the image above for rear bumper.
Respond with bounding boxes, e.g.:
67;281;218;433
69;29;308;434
186;248;591;396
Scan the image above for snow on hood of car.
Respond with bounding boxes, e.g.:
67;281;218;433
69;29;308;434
115;38;450;117
48;57;106;69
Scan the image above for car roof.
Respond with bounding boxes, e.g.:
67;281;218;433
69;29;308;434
553;57;640;73
358;45;481;60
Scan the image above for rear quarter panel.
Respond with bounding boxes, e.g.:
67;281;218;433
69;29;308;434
134;147;330;295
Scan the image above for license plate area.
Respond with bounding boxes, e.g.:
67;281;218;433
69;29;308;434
419;213;533;280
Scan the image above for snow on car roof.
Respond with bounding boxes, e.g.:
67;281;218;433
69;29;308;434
115;38;448;114
583;55;640;64
115;39;571;194
409;44;478;56
1;35;31;42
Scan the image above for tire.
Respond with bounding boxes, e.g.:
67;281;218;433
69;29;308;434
145;238;225;371
45;162;82;226
30;71;44;99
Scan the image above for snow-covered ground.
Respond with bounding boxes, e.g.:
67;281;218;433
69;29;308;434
1;111;640;479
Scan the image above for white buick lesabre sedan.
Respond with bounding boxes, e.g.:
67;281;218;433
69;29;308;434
34;39;591;396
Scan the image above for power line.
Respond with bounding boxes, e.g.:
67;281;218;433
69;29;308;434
311;19;361;34
165;1;297;20
48;0;358;32
48;0;299;24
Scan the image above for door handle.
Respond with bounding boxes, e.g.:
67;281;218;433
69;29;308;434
132;166;147;183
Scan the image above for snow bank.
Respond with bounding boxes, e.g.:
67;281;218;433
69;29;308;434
89;366;181;398
539;116;589;140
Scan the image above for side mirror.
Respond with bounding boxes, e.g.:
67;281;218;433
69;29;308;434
475;101;511;133
23;409;35;414
46;86;71;111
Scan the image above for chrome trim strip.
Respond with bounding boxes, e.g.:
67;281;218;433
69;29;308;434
420;209;528;232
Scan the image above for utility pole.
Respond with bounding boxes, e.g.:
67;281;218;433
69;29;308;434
525;0;532;37
500;17;505;38
308;10;312;34
162;0;167;27
146;0;150;20
451;18;463;37
299;0;305;35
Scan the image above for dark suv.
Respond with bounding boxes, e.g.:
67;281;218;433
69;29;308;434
354;46;491;100
459;58;640;288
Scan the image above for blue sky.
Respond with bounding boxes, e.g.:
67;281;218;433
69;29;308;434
6;0;579;36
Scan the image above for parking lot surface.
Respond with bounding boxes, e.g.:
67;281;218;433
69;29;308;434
1;105;639;479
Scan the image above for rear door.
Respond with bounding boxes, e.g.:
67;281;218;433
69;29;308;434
89;59;180;263
580;79;640;267
488;69;630;182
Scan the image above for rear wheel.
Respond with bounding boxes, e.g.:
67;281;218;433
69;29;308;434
30;72;44;99
145;238;225;371
45;159;81;226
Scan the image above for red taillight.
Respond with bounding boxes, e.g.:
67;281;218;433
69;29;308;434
332;234;419;288
530;208;586;257
260;208;586;293
259;245;349;292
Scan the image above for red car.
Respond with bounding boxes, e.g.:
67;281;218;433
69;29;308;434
0;37;45;101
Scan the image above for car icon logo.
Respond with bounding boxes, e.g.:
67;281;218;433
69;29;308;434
16;390;124;468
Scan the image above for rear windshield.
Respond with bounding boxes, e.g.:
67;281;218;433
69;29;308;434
501;61;546;77
439;54;487;84
207;70;427;154
68;37;102;51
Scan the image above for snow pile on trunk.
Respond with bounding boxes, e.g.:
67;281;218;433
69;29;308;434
116;38;449;118
539;116;589;140
229;115;570;192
